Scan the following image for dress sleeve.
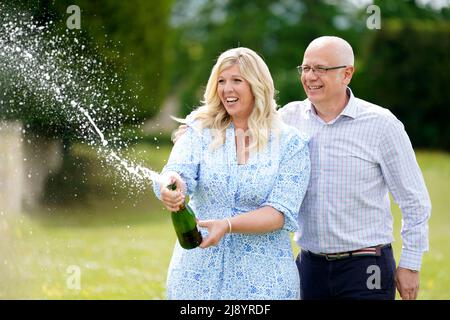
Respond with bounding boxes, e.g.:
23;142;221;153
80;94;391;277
152;124;202;199
261;132;311;232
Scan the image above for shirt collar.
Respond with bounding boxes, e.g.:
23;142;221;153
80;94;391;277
340;87;358;119
306;87;359;120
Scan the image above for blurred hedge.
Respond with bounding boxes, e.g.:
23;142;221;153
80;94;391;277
353;19;450;150
1;0;173;141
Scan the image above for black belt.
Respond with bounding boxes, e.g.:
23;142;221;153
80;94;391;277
306;244;391;261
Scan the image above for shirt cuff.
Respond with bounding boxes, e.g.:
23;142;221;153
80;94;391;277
152;179;162;200
398;248;423;271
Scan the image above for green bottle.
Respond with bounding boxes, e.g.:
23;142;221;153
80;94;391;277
167;182;202;249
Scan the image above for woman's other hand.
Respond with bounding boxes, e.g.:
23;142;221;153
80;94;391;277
197;219;230;248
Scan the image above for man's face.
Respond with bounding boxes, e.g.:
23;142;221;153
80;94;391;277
300;45;348;107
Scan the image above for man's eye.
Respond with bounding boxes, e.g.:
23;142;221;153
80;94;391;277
302;67;311;72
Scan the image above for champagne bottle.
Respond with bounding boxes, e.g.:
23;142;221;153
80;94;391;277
167;182;202;249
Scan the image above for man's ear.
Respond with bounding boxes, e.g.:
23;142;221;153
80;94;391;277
342;66;355;85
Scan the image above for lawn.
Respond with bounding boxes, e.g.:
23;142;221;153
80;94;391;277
0;143;175;299
390;150;450;299
0;144;449;299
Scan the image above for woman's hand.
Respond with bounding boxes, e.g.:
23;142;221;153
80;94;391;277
197;219;229;249
159;171;186;212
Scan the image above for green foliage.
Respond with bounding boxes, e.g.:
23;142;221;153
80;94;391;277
52;0;174;121
171;0;359;116
169;0;449;150
353;19;450;150
42;145;98;206
1;0;173;141
49;0;174;121
373;0;450;21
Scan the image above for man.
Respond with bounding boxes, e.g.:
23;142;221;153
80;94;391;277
281;36;430;299
172;36;431;300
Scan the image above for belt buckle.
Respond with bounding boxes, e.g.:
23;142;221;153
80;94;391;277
325;252;348;261
325;254;335;261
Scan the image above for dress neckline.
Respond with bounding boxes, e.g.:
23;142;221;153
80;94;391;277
228;123;252;166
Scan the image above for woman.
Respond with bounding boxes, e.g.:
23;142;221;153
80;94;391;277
153;47;310;299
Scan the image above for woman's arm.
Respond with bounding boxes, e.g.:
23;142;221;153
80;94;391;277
197;206;284;248
198;130;310;249
152;125;200;209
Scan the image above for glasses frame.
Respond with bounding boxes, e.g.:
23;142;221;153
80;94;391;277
296;65;347;76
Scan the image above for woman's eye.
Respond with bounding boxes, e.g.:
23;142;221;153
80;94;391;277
234;78;242;82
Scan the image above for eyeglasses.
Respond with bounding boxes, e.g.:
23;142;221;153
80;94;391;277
296;65;347;76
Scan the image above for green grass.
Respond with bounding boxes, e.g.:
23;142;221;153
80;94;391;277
0;143;174;299
0;145;449;299
0;212;174;299
391;151;450;299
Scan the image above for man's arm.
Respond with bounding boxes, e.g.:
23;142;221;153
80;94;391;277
379;115;431;299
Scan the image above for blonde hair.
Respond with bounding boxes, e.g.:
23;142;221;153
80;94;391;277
176;47;283;152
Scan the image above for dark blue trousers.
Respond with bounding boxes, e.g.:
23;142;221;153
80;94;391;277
296;245;396;300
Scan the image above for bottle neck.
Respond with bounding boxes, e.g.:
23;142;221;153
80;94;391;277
167;182;186;211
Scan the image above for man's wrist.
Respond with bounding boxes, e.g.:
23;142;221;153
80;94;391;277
398;267;419;273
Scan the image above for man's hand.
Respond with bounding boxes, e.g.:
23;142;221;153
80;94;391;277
159;171;186;212
171;124;188;144
197;219;229;249
395;267;420;300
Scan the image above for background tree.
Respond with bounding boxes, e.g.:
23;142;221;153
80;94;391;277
1;0;174;143
352;0;450;149
170;0;450;150
170;0;368;115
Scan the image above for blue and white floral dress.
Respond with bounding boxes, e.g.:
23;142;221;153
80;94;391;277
153;121;310;300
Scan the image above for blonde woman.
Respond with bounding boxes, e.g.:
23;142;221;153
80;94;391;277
153;47;310;299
